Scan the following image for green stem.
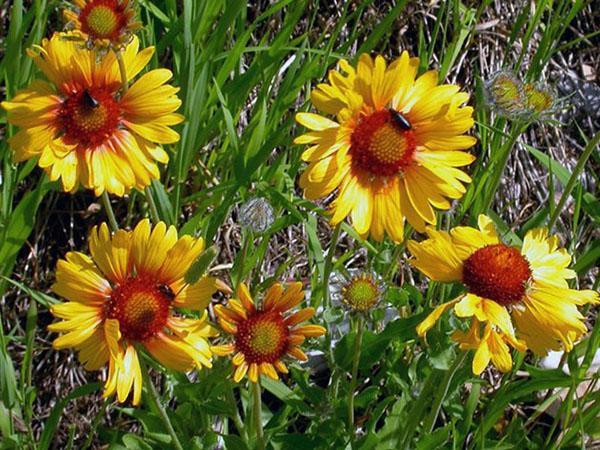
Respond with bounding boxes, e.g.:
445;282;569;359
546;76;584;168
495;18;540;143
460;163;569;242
547;131;600;231
114;49;129;91
322;223;342;309
145;186;161;224
252;381;265;450
101;191;119;232
422;352;467;433
141;361;184;450
348;316;365;436
226;385;247;442
323;223;342;392
236;230;252;289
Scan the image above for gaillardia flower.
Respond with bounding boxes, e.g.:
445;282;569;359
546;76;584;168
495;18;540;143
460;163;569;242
341;272;384;312
295;53;476;241
1;33;183;196
409;215;598;375
63;0;141;48
212;282;326;383
49;220;229;405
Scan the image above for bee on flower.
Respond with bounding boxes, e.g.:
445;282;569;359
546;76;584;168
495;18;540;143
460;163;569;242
1;33;183;196
409;215;598;375
48;220;230;405
295;53;477;242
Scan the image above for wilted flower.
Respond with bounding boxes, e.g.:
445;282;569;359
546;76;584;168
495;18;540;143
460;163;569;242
485;70;556;120
238;197;275;233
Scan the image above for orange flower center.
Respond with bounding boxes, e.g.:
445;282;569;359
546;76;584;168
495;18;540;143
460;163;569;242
343;275;380;311
59;87;121;147
79;0;128;40
235;311;289;364
462;244;532;305
107;275;173;341
349;109;416;176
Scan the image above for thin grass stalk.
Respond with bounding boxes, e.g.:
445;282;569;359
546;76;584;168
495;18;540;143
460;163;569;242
547;131;600;231
480;121;528;214
145;187;161;224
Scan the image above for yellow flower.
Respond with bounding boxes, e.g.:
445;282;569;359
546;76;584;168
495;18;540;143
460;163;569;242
408;215;598;375
1;32;183;196
63;0;141;48
48;219;230;405
212;282;326;383
294;53;476;242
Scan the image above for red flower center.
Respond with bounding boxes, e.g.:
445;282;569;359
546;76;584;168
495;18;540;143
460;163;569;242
59;87;121;147
79;0;128;40
349;109;416;176
462;244;532;305
234;311;289;364
107;275;172;341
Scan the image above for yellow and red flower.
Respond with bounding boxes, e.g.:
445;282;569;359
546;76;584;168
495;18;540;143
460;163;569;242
212;283;326;383
1;33;183;196
409;215;598;375
48;220;230;405
64;0;141;48
295;53;476;242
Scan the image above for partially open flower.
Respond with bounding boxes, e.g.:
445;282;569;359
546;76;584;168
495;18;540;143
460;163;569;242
409;214;598;375
63;0;141;49
48;219;230;405
341;272;384;312
212;282;326;383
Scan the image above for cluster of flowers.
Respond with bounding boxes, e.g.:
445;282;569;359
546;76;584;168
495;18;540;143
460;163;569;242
2;0;597;407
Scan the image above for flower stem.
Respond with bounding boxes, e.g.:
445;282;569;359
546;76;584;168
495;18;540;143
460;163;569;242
101;191;119;232
226;385;247;442
348;315;365;436
252;381;265;450
422;352;467;433
114;49;129;92
145;186;161;224
236;230;252;289
141;361;184;450
322;223;342;309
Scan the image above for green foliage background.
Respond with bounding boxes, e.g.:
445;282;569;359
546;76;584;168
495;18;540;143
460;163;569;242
0;0;598;449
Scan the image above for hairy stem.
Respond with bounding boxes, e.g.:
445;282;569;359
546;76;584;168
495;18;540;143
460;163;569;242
101;191;119;232
141;361;184;450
